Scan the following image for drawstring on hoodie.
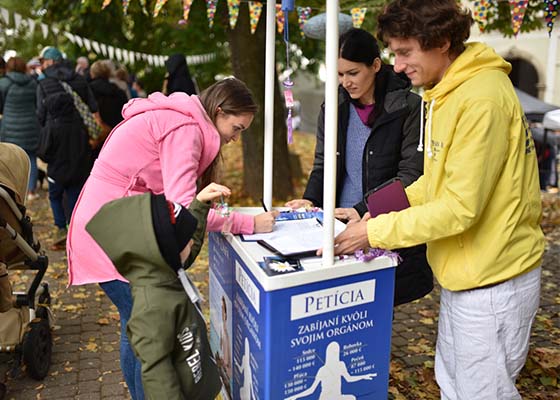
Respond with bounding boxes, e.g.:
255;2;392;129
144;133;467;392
417;99;435;158
417;99;424;152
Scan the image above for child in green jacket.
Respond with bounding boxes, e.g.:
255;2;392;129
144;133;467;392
86;183;230;400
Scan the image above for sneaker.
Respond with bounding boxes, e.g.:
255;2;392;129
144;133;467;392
51;228;67;250
27;192;40;202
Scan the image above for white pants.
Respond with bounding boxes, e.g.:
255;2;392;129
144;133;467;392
435;266;541;400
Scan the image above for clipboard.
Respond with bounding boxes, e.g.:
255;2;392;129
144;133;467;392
254;218;346;258
257;239;318;258
365;177;410;218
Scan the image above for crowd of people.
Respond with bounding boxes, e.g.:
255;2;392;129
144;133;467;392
0;0;547;399
0;47;152;246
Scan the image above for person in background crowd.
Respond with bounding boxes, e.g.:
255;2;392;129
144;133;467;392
36;46;99;248
132;79;147;98
26;58;42;80
127;74;139;98
75;56;90;79
163;53;197;95
67;77;277;400
104;60;131;99
114;65;132;99
333;1;544;398
0;57;41;201
89;60;128;155
286;28;432;307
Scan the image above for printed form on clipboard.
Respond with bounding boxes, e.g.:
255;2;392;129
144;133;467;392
242;218;347;257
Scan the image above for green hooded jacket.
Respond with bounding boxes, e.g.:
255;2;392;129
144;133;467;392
86;194;221;400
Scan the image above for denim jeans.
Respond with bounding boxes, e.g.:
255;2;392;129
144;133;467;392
47;178;81;229
24;150;38;193
99;280;144;400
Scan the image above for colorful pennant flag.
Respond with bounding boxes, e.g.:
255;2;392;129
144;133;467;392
228;0;240;29
509;0;528;35
182;0;193;22
296;6;311;38
248;1;263;34
473;0;491;32
351;7;367;29
206;0;218;28
153;0;168;17
102;0;112;10
139;0;148;15
122;0;130;15
544;0;559;36
276;4;284;34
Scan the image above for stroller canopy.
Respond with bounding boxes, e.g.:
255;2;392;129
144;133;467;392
0;143;30;205
543;109;560;131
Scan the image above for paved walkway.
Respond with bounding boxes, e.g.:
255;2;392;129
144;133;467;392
1;192;558;399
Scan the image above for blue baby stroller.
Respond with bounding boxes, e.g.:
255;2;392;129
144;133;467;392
0;143;51;382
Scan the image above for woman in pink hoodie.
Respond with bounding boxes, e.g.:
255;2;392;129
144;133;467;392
67;77;276;400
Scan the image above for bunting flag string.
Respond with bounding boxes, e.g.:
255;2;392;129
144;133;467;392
83;37;92;51
350;7;366;28
182;0;193;23
13;11;21;29
473;0;491;32
139;0;148;15
0;5;216;67
40;22;49;39
74;34;84;48
544;0;559;36
153;0;168;17
206;0;218;28
0;7;9;24
296;6;311;38
27;17;35;35
276;4;285;34
92;40;101;54
509;0;528;35
228;0;240;29
248;1;262;34
122;0;130;15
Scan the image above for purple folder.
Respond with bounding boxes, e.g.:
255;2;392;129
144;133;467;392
366;178;410;218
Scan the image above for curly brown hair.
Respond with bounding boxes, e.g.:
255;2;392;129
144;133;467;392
377;0;473;57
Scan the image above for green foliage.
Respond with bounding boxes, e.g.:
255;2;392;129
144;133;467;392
0;0;550;89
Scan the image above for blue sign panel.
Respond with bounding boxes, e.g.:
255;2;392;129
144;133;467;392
209;233;395;400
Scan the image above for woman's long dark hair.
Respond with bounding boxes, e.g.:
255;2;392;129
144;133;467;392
198;77;258;187
339;28;389;124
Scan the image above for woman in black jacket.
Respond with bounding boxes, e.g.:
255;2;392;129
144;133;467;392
89;60;128;154
286;28;432;306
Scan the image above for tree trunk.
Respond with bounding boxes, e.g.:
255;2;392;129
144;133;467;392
227;4;294;201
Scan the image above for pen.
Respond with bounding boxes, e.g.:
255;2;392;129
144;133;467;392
260;198;268;212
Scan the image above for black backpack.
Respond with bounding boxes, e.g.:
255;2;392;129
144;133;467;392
37;77;92;186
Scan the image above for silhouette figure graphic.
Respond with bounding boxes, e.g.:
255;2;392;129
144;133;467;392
285;341;376;400
236;337;256;400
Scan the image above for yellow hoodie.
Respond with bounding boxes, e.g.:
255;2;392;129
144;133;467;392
366;42;544;291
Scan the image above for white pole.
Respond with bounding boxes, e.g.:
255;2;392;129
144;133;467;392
262;0;276;209
544;28;558;104
322;0;339;267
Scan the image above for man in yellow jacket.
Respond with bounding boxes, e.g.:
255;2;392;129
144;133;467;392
333;0;545;398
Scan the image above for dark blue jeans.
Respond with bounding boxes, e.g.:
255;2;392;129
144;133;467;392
99;280;144;400
47;179;81;229
24;150;38;193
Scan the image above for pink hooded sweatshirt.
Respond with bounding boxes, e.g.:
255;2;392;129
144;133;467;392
67;92;254;285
